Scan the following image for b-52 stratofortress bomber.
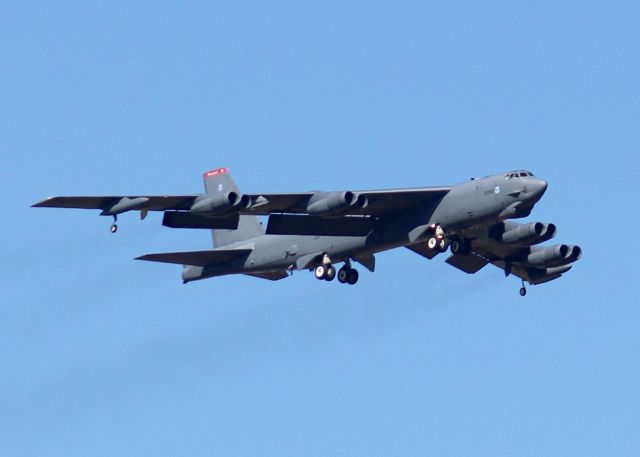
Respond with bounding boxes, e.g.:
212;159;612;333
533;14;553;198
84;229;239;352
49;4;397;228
33;167;581;296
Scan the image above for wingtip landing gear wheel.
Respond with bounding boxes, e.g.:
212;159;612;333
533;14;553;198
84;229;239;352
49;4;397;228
519;279;527;296
314;265;327;280
325;265;336;281
110;224;118;233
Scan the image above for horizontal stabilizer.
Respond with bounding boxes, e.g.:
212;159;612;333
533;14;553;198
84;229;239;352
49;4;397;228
136;248;252;266
445;253;489;274
162;211;239;229
267;214;374;236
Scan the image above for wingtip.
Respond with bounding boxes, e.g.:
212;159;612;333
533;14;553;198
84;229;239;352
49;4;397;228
31;197;54;208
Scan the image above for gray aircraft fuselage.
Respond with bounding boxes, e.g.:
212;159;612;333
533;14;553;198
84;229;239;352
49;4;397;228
183;172;547;282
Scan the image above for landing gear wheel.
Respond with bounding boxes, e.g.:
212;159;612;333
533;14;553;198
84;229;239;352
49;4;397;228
450;240;460;254
347;268;359;285
314;265;326;280
519;279;527;296
110;215;118;234
450;240;470;255
325;266;336;281
437;238;448;253
337;266;350;283
427;237;438;250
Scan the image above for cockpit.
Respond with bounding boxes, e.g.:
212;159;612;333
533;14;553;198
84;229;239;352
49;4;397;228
505;170;534;180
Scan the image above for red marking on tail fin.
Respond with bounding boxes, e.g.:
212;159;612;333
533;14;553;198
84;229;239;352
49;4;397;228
204;167;228;178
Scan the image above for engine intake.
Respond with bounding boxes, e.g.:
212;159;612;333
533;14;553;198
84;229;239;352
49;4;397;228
190;192;250;216
306;191;367;216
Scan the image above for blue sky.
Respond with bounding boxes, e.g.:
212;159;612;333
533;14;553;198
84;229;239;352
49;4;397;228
2;1;639;456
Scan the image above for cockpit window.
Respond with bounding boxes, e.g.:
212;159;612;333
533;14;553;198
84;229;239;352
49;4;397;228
506;170;534;179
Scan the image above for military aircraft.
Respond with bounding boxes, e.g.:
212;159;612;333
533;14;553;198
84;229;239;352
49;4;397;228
33;167;581;295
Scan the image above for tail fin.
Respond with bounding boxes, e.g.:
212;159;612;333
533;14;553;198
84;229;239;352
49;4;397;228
203;168;264;247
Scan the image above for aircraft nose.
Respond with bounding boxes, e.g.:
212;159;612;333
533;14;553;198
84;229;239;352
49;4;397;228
531;178;548;197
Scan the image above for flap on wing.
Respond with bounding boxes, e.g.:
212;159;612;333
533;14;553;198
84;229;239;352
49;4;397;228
405;241;439;260
162;212;239;229
446;253;489;274
266;214;374;236
136;248;252;266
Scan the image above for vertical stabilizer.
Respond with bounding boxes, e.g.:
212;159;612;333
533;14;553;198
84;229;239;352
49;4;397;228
203;168;264;247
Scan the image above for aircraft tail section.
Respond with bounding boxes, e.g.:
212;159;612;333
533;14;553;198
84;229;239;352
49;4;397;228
202;167;264;247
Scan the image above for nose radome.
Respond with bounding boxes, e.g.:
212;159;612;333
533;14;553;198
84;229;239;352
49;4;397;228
533;178;548;196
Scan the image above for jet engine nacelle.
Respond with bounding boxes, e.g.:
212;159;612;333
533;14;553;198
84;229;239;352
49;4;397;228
306;191;368;216
190;192;250;216
527;244;582;268
501;222;557;245
527;265;573;285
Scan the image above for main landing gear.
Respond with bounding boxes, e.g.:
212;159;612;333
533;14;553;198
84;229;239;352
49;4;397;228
314;257;359;285
337;265;359;285
450;239;472;256
314;264;336;281
426;224;448;253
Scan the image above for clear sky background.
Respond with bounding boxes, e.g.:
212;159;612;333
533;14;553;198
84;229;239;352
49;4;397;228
2;1;639;456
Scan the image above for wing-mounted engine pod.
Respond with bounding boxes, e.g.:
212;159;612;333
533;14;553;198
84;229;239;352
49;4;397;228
356;193;368;209
190;191;250;216
501;221;544;244
566;245;582;263
306;191;367;216
498;221;558;245
527;264;574;284
527;244;572;268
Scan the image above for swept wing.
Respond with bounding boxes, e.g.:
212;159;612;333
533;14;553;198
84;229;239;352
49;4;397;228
243;187;451;216
443;226;581;285
32;195;197;212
